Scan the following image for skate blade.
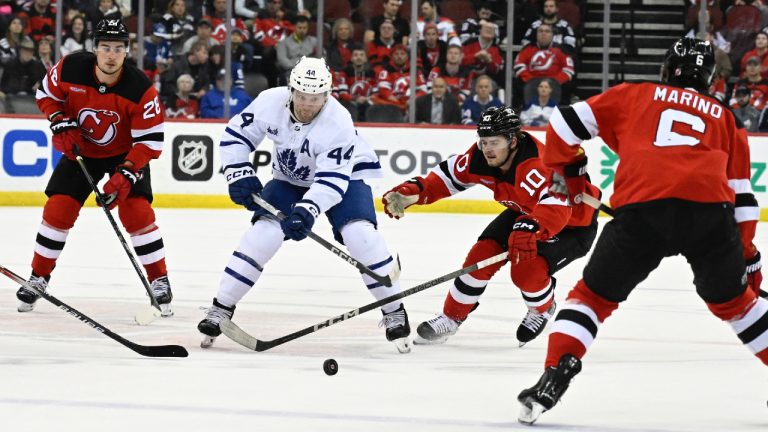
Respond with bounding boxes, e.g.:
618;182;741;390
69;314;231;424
518;401;546;425
393;337;411;353
413;335;449;345
17;300;35;313
200;335;217;348
134;307;161;325
159;303;174;317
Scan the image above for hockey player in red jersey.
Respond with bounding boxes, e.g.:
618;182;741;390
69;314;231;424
517;38;768;425
18;18;174;316
382;106;599;346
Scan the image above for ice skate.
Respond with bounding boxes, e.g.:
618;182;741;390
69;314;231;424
414;314;462;345
379;303;411;353
197;298;236;348
518;354;582;425
150;276;173;317
517;301;556;347
16;273;49;312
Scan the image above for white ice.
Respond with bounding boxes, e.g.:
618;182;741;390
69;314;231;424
0;207;766;432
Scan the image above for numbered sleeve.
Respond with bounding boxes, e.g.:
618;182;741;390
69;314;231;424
516;159;572;240
418;145;482;203
35;58;67;119
301;129;357;214
219;102;266;169
726;120;760;256
125;87;165;170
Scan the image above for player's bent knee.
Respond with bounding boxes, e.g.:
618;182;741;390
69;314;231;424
43;194;82;230
118;196;156;233
511;257;550;291
707;288;757;320
464;239;505;279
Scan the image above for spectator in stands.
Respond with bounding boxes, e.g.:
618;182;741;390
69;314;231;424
461;74;502;125
732;86;760;131
200;68;252;118
251;0;292;85
417;0;459;46
427;44;474;103
459;2;497;44
415;76;461;124
276;15;317;82
698;29;732;80
365;0;410;45
371;44;427;114
145;24;173;74
418;23;446;79
235;0;264;20
208;44;245;88
0;15;25;67
206;0;251;44
514;23;575;105
327;17;361;71
36;37;53;70
61;14;91;57
18;0;54;43
740;31;768;79
367;18;398;72
732;56;768;111
155;0;196;57
0;37;45;96
163;40;210;99
182;18;220;54
163;74;200;119
229;28;254;71
462;20;504;77
335;47;376;121
86;0;122;35
284;0;316;20
521;0;576;55
520;78;557;127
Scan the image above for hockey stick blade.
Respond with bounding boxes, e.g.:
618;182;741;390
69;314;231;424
74;155;164;314
221;251;508;352
0;264;188;358
252;193;399;287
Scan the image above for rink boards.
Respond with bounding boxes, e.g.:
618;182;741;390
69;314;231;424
2;116;768;218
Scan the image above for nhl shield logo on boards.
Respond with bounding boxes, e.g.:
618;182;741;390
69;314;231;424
172;135;213;181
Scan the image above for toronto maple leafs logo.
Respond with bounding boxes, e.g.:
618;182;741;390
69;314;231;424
276;149;311;181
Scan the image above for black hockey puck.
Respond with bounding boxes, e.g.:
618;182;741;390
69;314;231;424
323;358;338;376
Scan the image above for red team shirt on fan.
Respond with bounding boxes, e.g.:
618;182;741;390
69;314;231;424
418;135;598;240
544;81;759;252
36;51;165;170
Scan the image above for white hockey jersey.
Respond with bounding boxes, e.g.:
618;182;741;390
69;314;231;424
219;86;382;214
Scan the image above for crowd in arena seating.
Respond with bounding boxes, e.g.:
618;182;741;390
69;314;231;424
8;0;768;129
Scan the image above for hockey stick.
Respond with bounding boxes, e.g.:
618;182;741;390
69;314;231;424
0;264;188;357
251;193;400;287
221;251;508;351
580;193;615;217
74;154;162;325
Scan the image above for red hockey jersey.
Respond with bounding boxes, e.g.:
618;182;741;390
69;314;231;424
36;51;165;169
544;81;758;252
427;64;474;102
372;62;427;109
418;134;598;240
513;44;574;84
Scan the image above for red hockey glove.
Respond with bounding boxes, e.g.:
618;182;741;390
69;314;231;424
746;251;763;295
508;216;540;264
382;177;428;219
50;116;81;160
102;165;142;210
549;156;588;205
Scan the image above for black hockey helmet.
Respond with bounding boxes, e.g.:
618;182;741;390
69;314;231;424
477;106;521;141
93;18;130;45
661;37;715;91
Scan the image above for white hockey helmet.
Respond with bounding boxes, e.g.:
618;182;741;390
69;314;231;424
289;56;332;94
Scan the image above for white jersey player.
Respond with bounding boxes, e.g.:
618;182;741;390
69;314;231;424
197;56;411;353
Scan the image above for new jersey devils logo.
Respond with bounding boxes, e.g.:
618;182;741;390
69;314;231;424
530;50;555;72
79;109;120;146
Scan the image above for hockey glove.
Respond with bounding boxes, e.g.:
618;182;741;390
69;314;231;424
549;156;588;205
50;116;81;160
746;251;763;295
281;202;317;241
382;177;428;219
224;164;263;211
102;165;142;210
508;216;540;264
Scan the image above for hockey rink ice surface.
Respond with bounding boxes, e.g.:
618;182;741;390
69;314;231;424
0;207;766;432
